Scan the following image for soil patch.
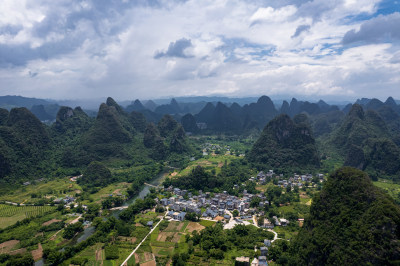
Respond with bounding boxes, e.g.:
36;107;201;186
299;192;309;199
143;252;154;261
157;232;180;243
42;219;61;226
31;243;43;261
9;248;26;255
141;260;156;266
165;221;183;232
170;172;178;177
185;222;205;233
0;240;19;254
215;216;224;221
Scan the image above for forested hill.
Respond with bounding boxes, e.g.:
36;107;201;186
0;97;194;183
289;167;400;265
331;104;400;179
247;114;320;172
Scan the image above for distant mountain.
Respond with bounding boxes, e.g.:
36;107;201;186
143;100;157;111
290;167;400;265
242;95;278;128
247;114;320;171
30;104;54;121
281;97;339;117
154;98;182;115
310;110;345;137
0;95;52;109
180;113;199;133
125;99;146;113
331;104;400;178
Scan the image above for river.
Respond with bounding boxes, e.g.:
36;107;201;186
122;169;167;207
37;168;169;265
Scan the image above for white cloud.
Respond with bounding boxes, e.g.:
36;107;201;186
0;0;399;101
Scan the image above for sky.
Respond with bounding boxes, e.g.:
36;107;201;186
0;0;399;101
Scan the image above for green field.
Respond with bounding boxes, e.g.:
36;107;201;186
81;182;131;205
169;154;238;177
199;219;216;227
0;177;81;204
373;180;400;202
0;204;56;228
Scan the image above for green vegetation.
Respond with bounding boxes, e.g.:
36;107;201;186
289;167;400;265
199;220;216;227
164;159;257;195
331;104;400;180
79;161;114;189
0;204;56;228
180;223;274;264
248;114;320;172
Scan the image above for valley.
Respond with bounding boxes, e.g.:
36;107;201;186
0;96;399;265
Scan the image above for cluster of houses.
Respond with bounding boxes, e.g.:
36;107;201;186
236;239;272;265
160;187;270;222
53;196;76;204
253;170;324;188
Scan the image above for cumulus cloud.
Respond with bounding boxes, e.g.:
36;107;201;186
342;12;400;44
154;38;193;59
0;0;399;100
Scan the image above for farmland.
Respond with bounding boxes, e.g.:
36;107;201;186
0;204;56;228
0;177;82;205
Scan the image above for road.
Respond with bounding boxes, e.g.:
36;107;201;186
267;229;281;242
121;209;167;266
252;215;282;242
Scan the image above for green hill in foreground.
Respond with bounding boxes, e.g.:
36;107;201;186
290;167;400;265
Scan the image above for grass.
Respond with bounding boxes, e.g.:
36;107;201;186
67;243;104;265
81;182;131;204
150;227;159;242
169;155;238;177
274;226;298;240
0;204;56;228
0;178;81;204
373;180;400;202
180;221;190;232
199;220;216;227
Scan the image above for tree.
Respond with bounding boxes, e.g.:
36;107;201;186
232;209;239;217
63;222;83;239
257;216;264;227
79;161;113;188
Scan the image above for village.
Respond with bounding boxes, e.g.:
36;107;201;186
149;169;325;265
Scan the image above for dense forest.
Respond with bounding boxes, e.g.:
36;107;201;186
288;167;400;265
2;95;400;184
0;97;195;189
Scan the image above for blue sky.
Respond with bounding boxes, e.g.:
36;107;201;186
0;0;399;101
